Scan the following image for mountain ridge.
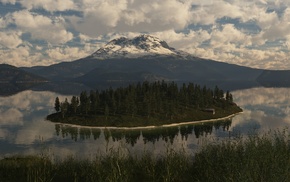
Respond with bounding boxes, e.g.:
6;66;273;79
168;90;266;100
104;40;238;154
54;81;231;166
16;34;290;84
0;64;47;83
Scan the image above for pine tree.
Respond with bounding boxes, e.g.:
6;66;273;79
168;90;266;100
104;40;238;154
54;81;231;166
71;96;78;114
60;98;69;118
104;103;109;120
89;90;98;114
80;91;90;115
54;97;60;112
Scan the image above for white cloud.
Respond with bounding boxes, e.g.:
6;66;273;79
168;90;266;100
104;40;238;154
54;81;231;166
10;10;73;44
14;120;55;145
210;24;250;47
0;17;7;28
17;0;76;12
0;0;290;69
0;31;22;48
0;0;16;4
256;10;279;30
69;0;128;36
0;46;32;67
0;108;23;126
192;1;245;25
46;46;90;61
152;29;210;48
0;45;62;67
70;0;193;36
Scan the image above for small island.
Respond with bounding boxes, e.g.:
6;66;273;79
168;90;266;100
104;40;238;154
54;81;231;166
47;81;242;127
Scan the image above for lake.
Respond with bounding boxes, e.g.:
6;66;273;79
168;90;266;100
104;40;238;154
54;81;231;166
1;82;290;160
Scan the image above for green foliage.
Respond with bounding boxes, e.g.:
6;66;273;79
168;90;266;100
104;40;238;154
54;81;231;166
48;81;242;127
2;129;290;181
193;129;290;181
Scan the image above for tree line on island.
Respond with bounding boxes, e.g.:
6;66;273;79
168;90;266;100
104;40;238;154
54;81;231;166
50;81;239;127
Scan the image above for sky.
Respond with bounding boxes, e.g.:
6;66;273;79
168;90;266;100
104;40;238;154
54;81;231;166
0;0;290;70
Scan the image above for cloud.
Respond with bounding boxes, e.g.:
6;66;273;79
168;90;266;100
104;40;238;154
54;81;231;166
229;87;290;131
69;0;193;36
0;43;98;67
0;46;35;67
0;17;7;28
0;0;290;69
152;29;211;48
68;0;128;36
0;31;22;48
259;9;290;42
10;10;73;44
0;0;16;4
3;0;76;12
46;46;91;61
0;108;23;126
210;24;250;47
14;120;55;145
191;1;246;25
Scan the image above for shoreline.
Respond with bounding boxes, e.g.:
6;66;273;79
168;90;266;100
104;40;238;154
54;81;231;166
50;112;243;130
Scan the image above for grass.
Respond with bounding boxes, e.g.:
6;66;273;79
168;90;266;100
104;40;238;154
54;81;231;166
1;129;290;181
47;105;242;127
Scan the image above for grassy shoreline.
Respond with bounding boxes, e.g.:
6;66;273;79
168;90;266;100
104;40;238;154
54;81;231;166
47;105;243;128
2;129;290;181
49;112;242;130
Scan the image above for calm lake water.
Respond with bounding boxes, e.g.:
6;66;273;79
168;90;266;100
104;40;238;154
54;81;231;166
1;82;290;159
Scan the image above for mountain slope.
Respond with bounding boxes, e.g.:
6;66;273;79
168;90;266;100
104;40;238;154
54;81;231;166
22;34;267;82
256;70;290;87
0;64;47;83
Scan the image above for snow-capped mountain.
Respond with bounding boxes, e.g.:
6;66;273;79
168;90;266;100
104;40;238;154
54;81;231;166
91;34;191;59
22;34;266;83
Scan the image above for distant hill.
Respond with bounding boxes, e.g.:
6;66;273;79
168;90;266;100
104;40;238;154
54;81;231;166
256;70;290;87
0;64;47;83
74;58;263;82
16;34;290;84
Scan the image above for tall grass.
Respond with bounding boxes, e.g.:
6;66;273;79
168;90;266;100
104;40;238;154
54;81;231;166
193;129;290;181
1;129;290;181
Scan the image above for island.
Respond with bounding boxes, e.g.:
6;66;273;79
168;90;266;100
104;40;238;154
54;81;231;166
46;81;242;127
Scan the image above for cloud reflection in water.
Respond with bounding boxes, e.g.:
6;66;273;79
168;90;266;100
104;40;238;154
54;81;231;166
1;87;290;159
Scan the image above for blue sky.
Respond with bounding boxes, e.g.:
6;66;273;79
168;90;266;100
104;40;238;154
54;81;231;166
0;0;289;70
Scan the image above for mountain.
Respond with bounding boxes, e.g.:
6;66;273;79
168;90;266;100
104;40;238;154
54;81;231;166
256;70;290;87
90;34;191;59
21;35;198;81
0;64;47;83
75;58;262;82
0;64;48;96
20;34;290;84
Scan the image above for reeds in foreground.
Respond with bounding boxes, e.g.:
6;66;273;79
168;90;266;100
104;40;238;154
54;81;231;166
1;129;290;182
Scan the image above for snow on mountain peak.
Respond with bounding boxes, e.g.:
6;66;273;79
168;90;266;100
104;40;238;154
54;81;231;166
91;34;190;59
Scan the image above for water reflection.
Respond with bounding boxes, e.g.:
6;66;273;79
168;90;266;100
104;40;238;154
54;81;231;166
230;87;290;133
1;86;290;159
54;119;232;146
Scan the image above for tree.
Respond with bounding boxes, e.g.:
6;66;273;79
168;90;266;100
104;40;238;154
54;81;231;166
226;91;233;103
104;103;109;120
60;99;69;118
214;86;220;100
89;90;98;114
71;96;78;114
54;97;60;112
80;91;90;115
